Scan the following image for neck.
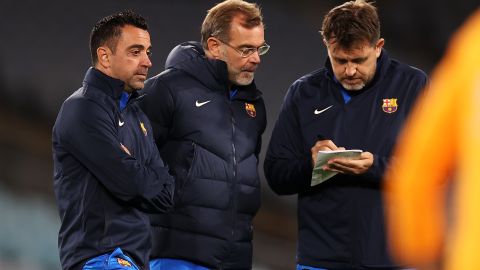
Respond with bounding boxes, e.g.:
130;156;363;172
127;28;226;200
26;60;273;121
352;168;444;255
94;64;110;77
93;65;132;92
204;50;215;60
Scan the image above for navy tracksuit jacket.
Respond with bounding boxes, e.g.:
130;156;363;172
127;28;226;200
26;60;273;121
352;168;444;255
52;68;174;270
264;50;427;269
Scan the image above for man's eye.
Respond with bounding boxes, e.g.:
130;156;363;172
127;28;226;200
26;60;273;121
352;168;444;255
241;48;256;55
146;50;152;57
132;50;141;56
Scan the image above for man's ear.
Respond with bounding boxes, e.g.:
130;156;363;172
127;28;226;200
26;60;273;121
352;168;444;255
206;37;222;59
96;46;111;68
323;38;328;47
375;38;385;57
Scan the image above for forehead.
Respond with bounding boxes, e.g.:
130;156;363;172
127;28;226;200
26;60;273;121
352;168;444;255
118;24;151;46
327;40;375;58
228;16;264;45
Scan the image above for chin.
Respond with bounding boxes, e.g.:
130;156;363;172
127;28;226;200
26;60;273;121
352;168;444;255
342;83;365;91
235;75;254;86
126;85;142;91
131;81;146;90
236;80;253;86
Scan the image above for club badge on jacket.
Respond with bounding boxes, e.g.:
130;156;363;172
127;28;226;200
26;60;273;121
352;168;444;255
245;103;256;118
140;122;147;136
382;98;398;113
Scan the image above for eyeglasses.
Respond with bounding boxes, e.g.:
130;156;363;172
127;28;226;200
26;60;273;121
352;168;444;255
217;39;270;58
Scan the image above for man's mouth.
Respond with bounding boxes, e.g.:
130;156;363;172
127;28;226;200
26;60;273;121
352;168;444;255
241;65;258;73
137;69;148;76
343;78;361;84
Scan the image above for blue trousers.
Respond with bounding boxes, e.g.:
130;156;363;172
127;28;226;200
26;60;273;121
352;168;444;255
296;264;327;270
297;264;415;270
83;247;139;270
150;258;209;270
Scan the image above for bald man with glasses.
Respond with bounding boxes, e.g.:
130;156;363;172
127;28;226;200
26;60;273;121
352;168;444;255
140;0;268;269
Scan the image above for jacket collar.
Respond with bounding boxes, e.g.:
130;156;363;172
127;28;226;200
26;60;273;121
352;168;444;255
231;82;263;102
83;67;140;101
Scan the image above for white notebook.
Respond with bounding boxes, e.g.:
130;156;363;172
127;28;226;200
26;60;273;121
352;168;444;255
311;149;362;186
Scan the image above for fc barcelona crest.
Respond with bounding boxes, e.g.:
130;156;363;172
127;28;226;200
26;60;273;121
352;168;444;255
245;103;256;118
382;98;398;114
140;122;148;136
117;258;132;267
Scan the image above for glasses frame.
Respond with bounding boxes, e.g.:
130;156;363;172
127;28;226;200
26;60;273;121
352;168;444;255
215;38;270;58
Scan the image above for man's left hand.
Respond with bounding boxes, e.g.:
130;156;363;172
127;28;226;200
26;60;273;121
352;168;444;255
323;151;374;175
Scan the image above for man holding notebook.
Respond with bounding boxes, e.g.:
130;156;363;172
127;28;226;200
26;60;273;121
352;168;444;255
263;1;427;269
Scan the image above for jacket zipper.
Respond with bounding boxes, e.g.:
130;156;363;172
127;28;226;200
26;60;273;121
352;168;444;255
219;92;238;269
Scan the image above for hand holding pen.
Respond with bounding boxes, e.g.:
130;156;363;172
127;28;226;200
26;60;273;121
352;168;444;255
310;134;344;166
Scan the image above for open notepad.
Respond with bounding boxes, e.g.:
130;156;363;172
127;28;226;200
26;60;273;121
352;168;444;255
311;149;362;186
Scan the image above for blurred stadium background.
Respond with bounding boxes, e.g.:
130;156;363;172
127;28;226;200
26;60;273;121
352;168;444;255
0;0;477;269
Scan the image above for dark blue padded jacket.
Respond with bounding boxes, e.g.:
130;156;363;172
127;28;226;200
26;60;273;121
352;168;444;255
140;41;266;269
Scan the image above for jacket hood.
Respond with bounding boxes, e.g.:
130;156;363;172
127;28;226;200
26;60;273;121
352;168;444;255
164;41;263;101
164;41;229;92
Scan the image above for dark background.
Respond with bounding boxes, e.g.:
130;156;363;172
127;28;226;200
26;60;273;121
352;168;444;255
0;1;477;269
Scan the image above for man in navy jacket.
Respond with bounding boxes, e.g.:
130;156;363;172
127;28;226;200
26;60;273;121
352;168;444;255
264;1;427;269
52;11;174;270
140;1;267;269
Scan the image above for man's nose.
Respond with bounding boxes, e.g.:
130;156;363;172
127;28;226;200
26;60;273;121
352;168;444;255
143;55;152;68
249;50;261;64
345;63;357;76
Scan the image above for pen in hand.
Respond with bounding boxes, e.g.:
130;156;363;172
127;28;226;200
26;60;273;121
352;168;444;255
316;134;344;151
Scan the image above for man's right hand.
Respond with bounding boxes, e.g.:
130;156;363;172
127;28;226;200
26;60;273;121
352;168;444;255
310;139;344;166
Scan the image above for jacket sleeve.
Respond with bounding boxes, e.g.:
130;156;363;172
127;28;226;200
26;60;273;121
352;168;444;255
264;82;313;195
56;97;173;213
133;142;175;213
139;76;174;148
361;154;389;183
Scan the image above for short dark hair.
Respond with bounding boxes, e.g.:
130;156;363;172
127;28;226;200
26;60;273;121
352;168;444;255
90;10;148;66
201;0;263;50
321;0;380;49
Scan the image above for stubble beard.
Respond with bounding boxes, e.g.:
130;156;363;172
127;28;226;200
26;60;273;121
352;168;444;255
341;81;365;91
232;70;254;86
